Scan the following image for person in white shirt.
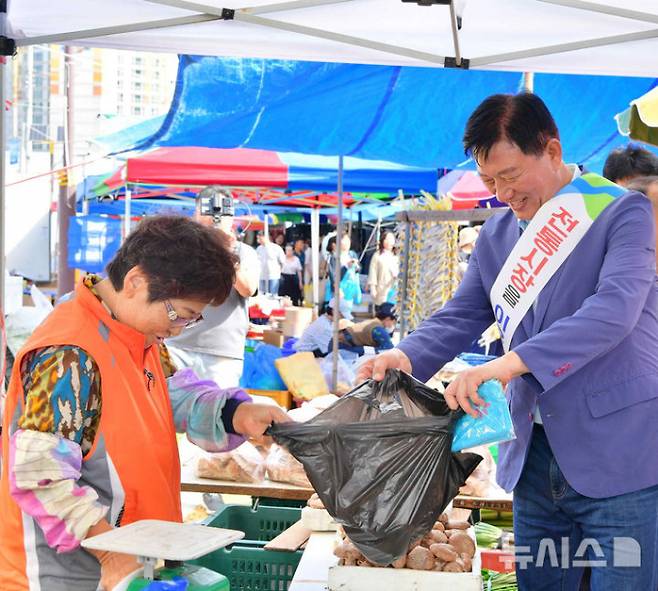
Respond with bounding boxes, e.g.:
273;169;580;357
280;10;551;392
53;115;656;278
279;244;303;305
367;231;399;311
294;297;352;357
256;232;285;295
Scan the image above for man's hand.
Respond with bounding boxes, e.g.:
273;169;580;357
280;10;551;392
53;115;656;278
355;348;412;383
444;352;528;418
232;402;291;438
85;520;141;591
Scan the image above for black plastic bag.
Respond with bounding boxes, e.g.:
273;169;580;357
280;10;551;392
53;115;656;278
269;369;481;565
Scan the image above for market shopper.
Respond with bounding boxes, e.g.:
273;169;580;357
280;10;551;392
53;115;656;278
367;230;399;311
279;244;304;306
0;216;289;591
335;303;397;355
358;93;658;590
256;231;285;295
166;196;259;387
602;143;658;186
295;297;352;357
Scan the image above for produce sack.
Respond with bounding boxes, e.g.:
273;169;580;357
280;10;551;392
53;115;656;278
265;444;313;488
196;441;266;483
269;369;481;565
451;379;515;452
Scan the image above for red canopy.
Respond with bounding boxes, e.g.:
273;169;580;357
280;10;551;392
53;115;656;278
125;147;288;188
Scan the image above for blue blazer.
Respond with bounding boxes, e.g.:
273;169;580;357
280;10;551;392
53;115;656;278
398;192;658;498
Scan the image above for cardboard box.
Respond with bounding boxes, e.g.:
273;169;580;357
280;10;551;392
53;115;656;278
282;306;313;338
262;329;286;348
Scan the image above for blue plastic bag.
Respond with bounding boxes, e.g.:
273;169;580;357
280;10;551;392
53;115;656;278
451;379;515;452
239;343;287;390
143;578;189;590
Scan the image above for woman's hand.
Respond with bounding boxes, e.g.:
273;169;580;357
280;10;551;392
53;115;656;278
232;403;291;439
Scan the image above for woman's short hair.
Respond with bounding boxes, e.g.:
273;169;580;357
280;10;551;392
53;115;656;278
106;215;238;305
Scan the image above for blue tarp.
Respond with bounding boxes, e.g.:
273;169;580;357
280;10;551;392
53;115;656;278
98;56;658;172
68;215;122;274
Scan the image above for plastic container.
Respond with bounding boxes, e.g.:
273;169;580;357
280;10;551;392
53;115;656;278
192;544;302;591
205;505;301;542
246;388;292;409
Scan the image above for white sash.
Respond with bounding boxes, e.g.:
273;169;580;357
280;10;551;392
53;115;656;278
490;192;593;352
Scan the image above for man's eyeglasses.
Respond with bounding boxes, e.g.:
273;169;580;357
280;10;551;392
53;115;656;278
164;300;203;329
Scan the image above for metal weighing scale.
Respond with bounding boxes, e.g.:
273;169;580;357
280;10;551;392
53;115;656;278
81;520;244;591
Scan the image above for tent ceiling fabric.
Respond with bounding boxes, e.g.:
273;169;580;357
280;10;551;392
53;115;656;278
98;55;658;171
9;0;658;77
124;146;438;193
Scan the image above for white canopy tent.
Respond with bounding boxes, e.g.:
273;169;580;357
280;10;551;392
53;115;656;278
4;1;658;76
2;0;658;312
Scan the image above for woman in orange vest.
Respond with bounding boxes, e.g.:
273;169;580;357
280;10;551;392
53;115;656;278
0;216;289;591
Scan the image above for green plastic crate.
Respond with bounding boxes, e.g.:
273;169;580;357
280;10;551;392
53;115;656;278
253;497;307;510
205;504;301;542
193;543;302;591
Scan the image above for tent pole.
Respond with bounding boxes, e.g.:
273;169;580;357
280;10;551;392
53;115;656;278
470;28;658;68
399;216;411;339
145;0;448;65
537;0;658;25
448;0;463;67
124;185;131;239
0;49;5;315
331;155;344;393
57;46;76;299
311;208;320;310
523;72;534;92
15;15;219;47
146;0;352;17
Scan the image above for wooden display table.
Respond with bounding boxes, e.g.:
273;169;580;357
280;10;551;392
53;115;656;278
180;462;314;500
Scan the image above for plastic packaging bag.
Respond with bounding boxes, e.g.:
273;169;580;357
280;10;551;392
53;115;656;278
451;379;515;452
239;343;287;390
269;369;481;565
196;441;266;483
319;354;356;394
265;444;312;488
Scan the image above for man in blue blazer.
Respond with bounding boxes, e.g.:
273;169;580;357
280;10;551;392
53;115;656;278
358;93;658;590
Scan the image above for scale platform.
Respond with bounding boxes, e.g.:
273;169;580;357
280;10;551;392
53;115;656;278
82;520;244;562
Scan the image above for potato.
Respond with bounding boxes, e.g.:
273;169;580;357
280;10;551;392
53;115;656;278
408;539;422;550
406;546;435;571
343;541;362;562
444;529;458;539
391;555;406;569
432;559;446;571
438;513;449;526
427;530;448;544
460;555;473;572
432;521;445;532
429;543;458;563
446;520;470;530
333;542;347;559
307;493;325;510
443;560;465;573
448;531;476;558
357;557;375;567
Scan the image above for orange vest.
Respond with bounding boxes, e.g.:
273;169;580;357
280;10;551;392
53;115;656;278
0;283;181;590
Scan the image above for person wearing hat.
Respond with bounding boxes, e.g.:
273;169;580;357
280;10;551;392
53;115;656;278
294;297;351;357
335;303;397;356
